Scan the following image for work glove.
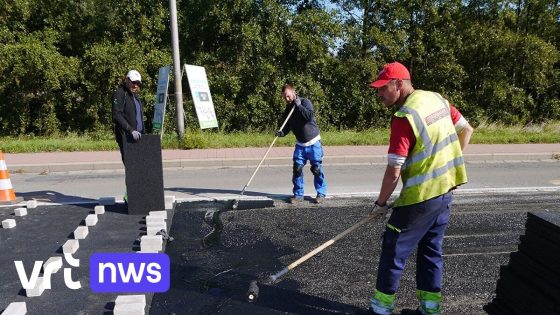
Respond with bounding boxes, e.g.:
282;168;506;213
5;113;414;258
370;200;391;217
275;130;285;137
294;98;302;106
131;130;141;141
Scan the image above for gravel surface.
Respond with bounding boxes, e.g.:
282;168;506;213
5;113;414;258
151;192;560;315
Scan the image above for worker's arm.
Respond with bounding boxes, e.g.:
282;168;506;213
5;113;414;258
377;117;409;206
457;122;474;151
296;98;314;121
112;90;134;133
449;105;474;152
376;165;401;206
279;105;293;136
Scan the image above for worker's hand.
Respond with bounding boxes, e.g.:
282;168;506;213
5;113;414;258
370;200;391;216
275;130;285;137
294;98;301;106
131;130;141;141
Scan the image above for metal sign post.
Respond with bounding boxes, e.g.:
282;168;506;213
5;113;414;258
152;65;171;137
169;0;184;139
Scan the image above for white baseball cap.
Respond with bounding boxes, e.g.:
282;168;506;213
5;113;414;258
126;70;142;82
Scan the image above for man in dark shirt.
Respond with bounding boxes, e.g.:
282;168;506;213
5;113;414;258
277;84;327;204
112;70;144;204
112;70;144;164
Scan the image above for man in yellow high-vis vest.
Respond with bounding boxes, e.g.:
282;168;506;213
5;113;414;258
367;62;474;315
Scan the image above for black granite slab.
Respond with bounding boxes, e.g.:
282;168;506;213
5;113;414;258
124;134;165;215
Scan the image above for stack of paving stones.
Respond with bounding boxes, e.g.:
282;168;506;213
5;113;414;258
140;210;167;252
485;211;560;315
139;195;174;254
113;196;175;315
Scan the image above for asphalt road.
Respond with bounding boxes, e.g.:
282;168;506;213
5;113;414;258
1;192;559;315
4;160;560;314
145;192;560;314
12;160;560;203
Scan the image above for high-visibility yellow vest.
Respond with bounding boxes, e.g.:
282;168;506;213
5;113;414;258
393;90;467;207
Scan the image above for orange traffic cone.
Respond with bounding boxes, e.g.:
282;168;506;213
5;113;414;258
0;150;23;205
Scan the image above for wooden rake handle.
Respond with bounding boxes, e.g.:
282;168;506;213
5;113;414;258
238;104;297;196
269;209;387;282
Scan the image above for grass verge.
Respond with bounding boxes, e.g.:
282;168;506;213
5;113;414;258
1;121;559;153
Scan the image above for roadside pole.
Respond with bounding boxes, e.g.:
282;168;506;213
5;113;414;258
169;0;184;139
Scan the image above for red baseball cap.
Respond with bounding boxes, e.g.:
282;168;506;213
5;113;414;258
369;62;411;88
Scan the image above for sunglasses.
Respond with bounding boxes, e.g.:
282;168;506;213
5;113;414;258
130;80;141;86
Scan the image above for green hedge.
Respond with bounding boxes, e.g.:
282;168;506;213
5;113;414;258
0;1;559;136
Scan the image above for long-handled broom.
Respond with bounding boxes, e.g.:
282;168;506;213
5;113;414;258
245;206;391;302
231;104;297;210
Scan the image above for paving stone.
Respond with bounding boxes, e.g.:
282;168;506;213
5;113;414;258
146;224;167;236
1;301;27;315
145;215;165;226
73;226;89;239
149;210;167;220
147;221;167;232
43;256;63;274
26;277;45;297
165;195;175;210
94;205;105;215
140;235;162;252
62;239;79;254
14;208;27;217
2;219;16;229
25;200;38;209
113;303;145;315
85;214;98;226
115;294;146;306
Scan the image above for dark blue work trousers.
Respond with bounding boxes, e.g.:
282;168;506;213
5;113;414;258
376;192;452;294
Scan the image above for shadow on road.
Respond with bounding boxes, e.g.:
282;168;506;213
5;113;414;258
17;190;98;204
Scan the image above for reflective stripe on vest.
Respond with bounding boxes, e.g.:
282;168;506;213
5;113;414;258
393;90;467;207
399;106;459;170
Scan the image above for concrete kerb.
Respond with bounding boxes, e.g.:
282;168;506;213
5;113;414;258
464;152;555;162
9;152;559;174
2;186;560;210
0;195;281;210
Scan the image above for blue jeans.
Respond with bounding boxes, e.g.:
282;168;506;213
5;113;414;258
376;192;452;295
292;141;327;197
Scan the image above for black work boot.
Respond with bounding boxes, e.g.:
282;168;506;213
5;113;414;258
313;195;325;204
290;196;304;204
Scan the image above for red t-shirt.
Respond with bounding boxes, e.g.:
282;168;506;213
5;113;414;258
389;105;463;156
